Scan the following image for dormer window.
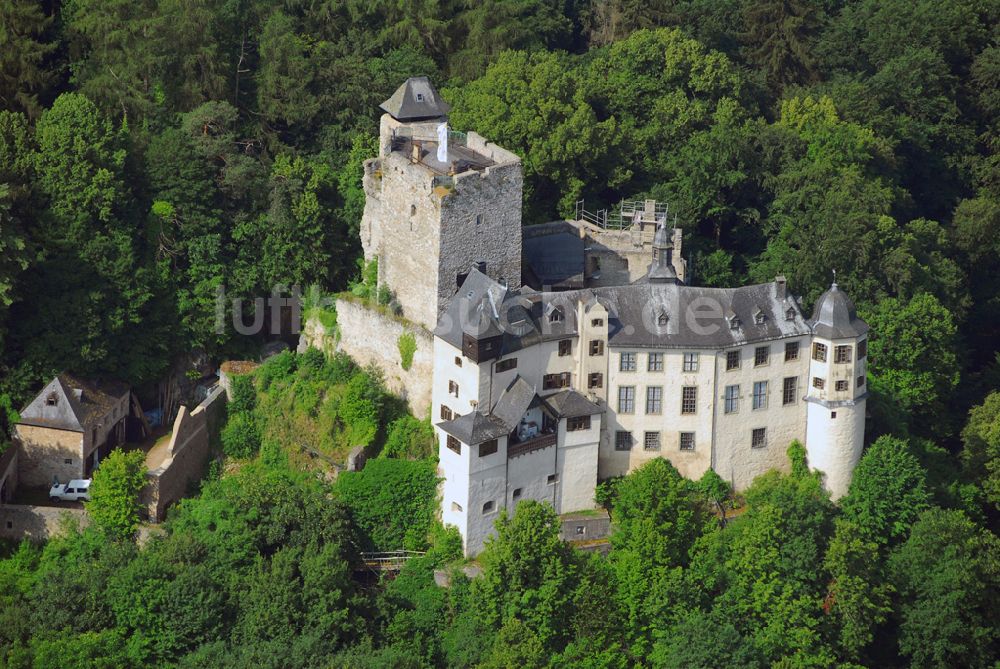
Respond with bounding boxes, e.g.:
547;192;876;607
728;316;740;330
45;393;57;406
548;308;563;324
657;312;668;327
415;93;425;102
785;307;795;321
754;309;765;325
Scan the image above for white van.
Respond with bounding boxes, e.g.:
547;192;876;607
49;479;92;502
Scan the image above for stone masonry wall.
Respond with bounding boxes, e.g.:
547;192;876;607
302;298;434;417
14;424;84;488
0;504;89;542
142;386;225;522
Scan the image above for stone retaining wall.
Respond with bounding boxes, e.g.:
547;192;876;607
0;504;89;542
301;298;434;416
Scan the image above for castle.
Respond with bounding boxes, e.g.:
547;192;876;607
360;78;869;556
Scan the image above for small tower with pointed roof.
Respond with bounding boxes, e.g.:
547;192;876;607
643;221;680;284
360;77;523;331
804;279;869;498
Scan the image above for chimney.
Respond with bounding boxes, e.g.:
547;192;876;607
775;275;787;299
411;141;421;163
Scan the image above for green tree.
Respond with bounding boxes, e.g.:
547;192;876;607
888;508;1000;668
87;449;149;542
961;391;1000;508
221;412;260;459
0;0;55;118
740;0;823;91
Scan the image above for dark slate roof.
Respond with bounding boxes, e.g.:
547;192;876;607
436;267;813;353
491;377;538;428
380;77;450;121
19;374;129;432
542;390;604;418
809;283;869;339
437;411;508;444
523;231;585;289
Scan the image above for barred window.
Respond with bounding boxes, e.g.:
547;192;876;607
782;377;797;405
567;416;591;431
683;352;699;372
813;342;828;362
724;385;740;414
446;436;461;454
620;352;637;372
835;345;852;364
495;358;516;372
751;428;767;449
479;439;498;457
752;381;768;410
835;380;849;391
679;432;695;451
813;377;825;390
615;431;633;451
647;352;664;372
618;386;635;414
755;346;770;366
726;350;740;370
646;386;663;414
643;431;661;451
681;386;697;414
785;341;799;361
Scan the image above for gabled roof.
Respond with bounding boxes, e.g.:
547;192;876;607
437;411;508;445
18;374;129;432
542;390;604;418
380;77;450;121
491;376;538;429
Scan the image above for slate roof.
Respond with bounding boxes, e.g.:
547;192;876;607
380;76;450;121
19;374;129;432
522;231;585;289
436;376;540;445
436;267;813;354
808;283;869;339
542;390;604;418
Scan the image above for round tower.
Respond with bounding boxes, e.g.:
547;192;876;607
804;281;869;499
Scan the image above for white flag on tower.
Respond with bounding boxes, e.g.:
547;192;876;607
437;122;448;163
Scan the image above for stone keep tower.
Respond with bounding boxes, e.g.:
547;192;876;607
804;282;869;498
360;77;523;331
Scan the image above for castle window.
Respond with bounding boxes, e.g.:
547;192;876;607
615;431;633;451
475;214;482;225
681;386;697;414
751;428;767;449
834;345;852;364
548;308;563;324
831;411;837;419
547;473;558;484
754;346;770;366
620;352;637;372
589;340;604;356
648;352;664;372
440;405;453;421
482;501;494;514
753;381;768;410
448;380;459;397
45;393;58;406
646;386;662;414
558;339;571;356
754;309;765;325
591;318;604;327
567;416;591;431
495;358;517;373
479;439;498;457
679;432;695;451
857;340;867;359
782;377;798;405
683;352;699;372
512;488;522;499
416;93;425;101
543;373;570;390
588;372;603;389
446;436;461;454
455;356;462;367
64;458;73;465
785;341;799;361
410;204;416;216
812;377;825;390
576;525;585;535
724;385;740;414
857;375;866;388
835;380;849;392
726;350;740;371
643;431;661;451
812;342;828;362
618;386;635;414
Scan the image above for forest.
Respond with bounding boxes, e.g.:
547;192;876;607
0;0;997;667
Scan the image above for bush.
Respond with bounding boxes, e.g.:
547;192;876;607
339;371;385;448
87;449;148;542
397;333;416;371
382;415;435;459
228;374;257;414
256;350;296;391
221;412;261;459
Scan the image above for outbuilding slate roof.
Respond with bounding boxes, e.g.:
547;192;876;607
542;390;604;418
380;76;450;121
18;374;129;432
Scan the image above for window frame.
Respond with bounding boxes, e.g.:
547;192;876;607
589;339;605;356
643;431;661;451
646;386;663;414
446;436;461;454
681;386;698;414
754;346;770;366
726;350;740;371
751;427;767;449
620;351;637;372
495;358;517;373
782;377;797;406
479;439;498;457
647;352;664;372
617;386;635;414
614;431;633;451
679;432;695;451
724;384;740;414
752;381;768;410
558;339;571;356
567;415;591;431
812;342;828;362
785;341;799;361
683;352;699;372
834;345;852;364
